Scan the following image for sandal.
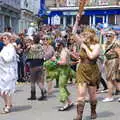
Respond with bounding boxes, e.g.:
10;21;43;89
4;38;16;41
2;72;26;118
2;106;12;114
58;103;74;111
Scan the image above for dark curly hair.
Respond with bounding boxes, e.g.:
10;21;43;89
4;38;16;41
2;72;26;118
33;34;40;44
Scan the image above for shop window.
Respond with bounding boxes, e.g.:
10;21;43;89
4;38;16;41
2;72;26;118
66;16;72;26
108;15;115;25
95;16;103;24
0;15;3;32
4;16;10;28
61;17;63;25
80;16;89;25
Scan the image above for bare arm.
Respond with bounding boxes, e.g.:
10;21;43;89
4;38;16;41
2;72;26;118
70;51;79;60
72;18;79;34
57;57;67;65
82;44;100;60
114;47;120;70
57;50;67;65
73;14;81;34
114;48;120;56
72;14;83;45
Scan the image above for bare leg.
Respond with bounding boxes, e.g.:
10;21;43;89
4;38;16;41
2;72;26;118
37;80;46;91
6;95;12;107
2;93;8;106
74;83;87;120
88;86;97;101
37;71;47;101
0;92;12;107
37;68;45;90
107;80;114;98
88;86;97;119
77;83;87;101
1;93;12;113
66;98;72;104
47;81;53;95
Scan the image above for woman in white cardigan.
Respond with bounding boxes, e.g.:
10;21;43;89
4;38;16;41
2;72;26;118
0;33;18;113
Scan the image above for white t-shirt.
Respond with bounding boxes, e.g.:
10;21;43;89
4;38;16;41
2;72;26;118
27;27;36;36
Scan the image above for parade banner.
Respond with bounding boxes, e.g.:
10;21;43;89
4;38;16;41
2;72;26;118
40;0;45;9
39;0;46;16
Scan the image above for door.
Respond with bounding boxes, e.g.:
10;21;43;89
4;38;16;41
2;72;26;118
95;16;103;24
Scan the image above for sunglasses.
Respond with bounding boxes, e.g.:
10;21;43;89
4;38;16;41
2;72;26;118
106;34;113;38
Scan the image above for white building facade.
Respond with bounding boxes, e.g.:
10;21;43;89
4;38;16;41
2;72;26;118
19;0;40;32
0;0;20;32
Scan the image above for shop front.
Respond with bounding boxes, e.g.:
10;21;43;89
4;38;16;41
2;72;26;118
45;7;120;27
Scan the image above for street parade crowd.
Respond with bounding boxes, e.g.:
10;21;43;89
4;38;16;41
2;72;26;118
0;14;120;120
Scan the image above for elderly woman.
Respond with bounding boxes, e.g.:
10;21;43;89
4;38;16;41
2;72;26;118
73;14;100;120
102;31;120;102
0;32;18;113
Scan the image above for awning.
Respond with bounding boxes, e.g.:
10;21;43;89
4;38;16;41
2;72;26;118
85;9;120;15
44;8;120;17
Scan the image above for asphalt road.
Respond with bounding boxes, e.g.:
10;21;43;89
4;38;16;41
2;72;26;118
0;83;120;120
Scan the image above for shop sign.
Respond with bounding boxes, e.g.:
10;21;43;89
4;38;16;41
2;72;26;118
63;11;78;15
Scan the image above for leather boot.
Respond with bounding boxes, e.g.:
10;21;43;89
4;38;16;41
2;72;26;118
38;89;47;101
73;101;85;120
115;90;120;95
28;91;36;100
90;100;97;119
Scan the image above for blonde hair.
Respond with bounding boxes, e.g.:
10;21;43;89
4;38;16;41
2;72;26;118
84;27;96;35
82;28;99;45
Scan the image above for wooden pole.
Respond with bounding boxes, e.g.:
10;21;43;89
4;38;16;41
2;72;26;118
79;0;89;18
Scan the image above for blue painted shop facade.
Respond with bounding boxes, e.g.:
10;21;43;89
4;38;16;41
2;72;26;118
41;7;120;27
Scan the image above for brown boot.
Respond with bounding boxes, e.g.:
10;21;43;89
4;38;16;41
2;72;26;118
74;101;85;120
90;100;97;119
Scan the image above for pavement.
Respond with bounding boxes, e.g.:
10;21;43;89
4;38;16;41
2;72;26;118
0;82;120;120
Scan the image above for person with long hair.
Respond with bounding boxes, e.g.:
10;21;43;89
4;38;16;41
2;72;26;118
0;33;18;113
73;14;100;120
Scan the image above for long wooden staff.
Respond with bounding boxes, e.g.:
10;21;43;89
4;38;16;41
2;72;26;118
79;0;89;18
